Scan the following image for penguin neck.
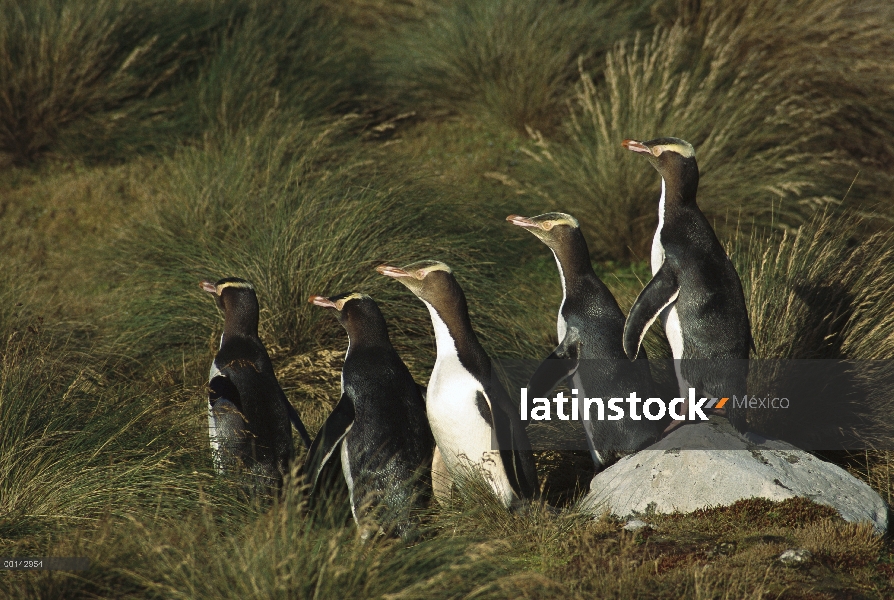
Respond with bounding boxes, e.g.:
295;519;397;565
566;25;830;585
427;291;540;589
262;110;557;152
658;162;700;224
550;230;597;299
222;305;259;341
422;295;490;377
343;314;392;356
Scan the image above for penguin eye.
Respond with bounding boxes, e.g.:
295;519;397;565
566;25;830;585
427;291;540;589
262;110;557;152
652;146;664;157
542;221;554;231
415;270;428;280
334;299;347;311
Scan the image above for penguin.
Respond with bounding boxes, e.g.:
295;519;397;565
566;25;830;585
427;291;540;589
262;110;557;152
202;277;311;492
377;261;539;508
507;213;663;469
621;138;752;431
303;292;435;538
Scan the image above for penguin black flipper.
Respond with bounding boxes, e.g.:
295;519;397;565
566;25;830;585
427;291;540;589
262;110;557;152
303;392;355;495
277;388;312;449
484;375;539;501
623;264;680;361
215;360;294;489
527;328;582;400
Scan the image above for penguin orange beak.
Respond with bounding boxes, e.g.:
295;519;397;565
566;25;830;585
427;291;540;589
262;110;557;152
200;280;218;294
308;295;337;309
376;264;412;279
506;215;539;229
622;139;652;155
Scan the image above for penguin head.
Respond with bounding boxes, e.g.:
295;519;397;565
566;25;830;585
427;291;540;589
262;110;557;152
623;137;698;194
309;292;389;345
376;260;458;307
506;212;581;250
201;277;260;337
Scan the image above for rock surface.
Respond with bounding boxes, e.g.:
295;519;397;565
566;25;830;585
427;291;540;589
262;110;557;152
778;549;813;567
580;417;888;534
622;519;651;532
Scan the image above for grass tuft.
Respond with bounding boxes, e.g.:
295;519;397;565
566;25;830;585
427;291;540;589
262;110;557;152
376;0;650;132
188;0;366;135
0;0;191;164
520;0;894;261
736;213;894;449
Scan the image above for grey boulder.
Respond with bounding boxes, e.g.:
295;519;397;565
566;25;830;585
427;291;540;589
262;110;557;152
579;417;888;535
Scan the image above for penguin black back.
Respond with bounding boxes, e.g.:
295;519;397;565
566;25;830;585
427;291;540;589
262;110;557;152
304;292;434;538
508;213;662;468
202;277;310;492
622;138;752;431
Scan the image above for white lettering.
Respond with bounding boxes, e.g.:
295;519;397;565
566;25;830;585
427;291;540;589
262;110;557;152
643;397;666;420
608;398;624;421
626;392;642;420
531;398;551;420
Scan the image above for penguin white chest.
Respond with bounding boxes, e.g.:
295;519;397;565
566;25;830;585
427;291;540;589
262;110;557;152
422;300;516;505
340;429;358;521
665;305;684;359
426;356;493;456
552;249;568;341
207;358;223;456
426;357;515;506
651;177;682;356
651;178;667;275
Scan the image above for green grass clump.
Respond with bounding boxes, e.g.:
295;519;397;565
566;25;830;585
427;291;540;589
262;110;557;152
521;0;894;261
0;327;223;543
111;116;549;376
113;117;428;358
741;214;894;362
0;0;192;164
376;0;651;132
0;0;365;164
736;212;894;450
189;0;366;135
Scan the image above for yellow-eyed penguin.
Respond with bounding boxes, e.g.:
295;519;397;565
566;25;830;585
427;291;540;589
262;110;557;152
202;277;311;491
303;292;434;538
507;213;663;469
621;138;752;431
377;261;539;508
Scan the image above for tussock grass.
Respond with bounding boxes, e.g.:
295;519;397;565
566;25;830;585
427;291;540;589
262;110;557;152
520;0;894;261
111;116;548;382
742;214;894;362
0;0;363;164
113;117;426;358
736;212;894;450
376;0;650;132
0;328;227;543
0;0;191;164
112;499;505;599
190;0;365;135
